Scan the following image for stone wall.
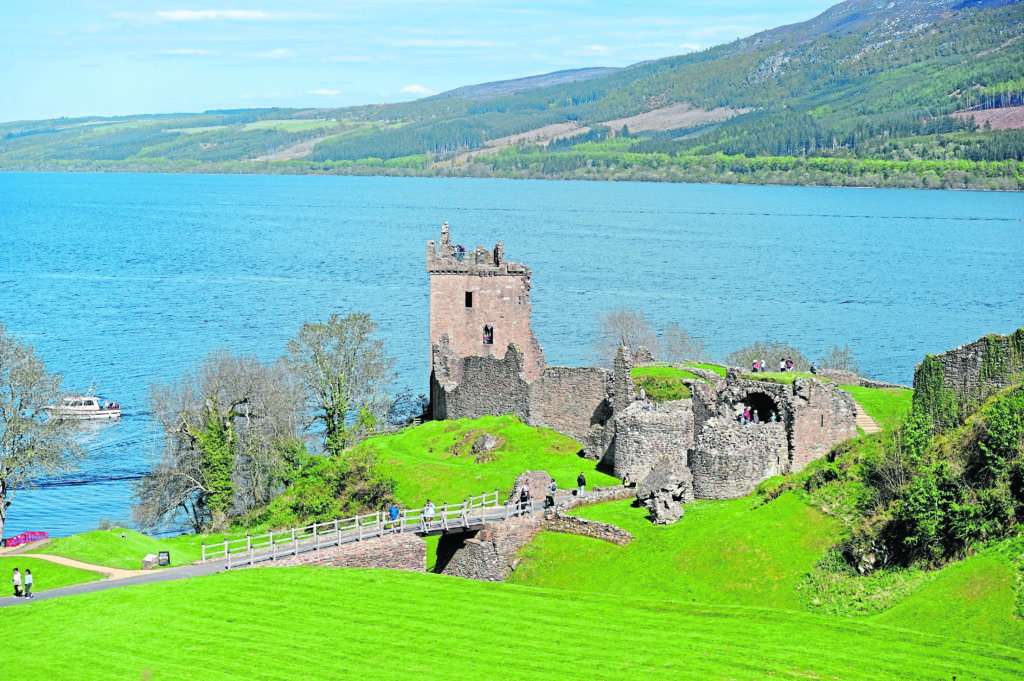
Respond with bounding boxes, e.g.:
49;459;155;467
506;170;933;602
545;511;633;545
431;340;530;422
242;532;426;572
554;484;636;512
437;515;545;582
507;470;554;505
428;223;547;381
528;365;613;458
432;342;613;459
611;401;694;481
689;418;787;499
788;379;858;472
921;327;1024;405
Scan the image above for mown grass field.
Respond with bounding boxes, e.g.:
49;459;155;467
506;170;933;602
361;415;619;505
0;556;103;592
1;567;1020;681
510;494;842;610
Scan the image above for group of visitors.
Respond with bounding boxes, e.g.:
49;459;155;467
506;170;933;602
10;568;33;598
637;386;658;411
740;408;778;425
750;359;769;373
779;358;794;372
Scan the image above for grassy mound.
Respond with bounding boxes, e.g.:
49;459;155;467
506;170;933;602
0;556;103;591
0;567;1019;680
510;494;842;610
630;366;694;402
363;415;618;506
29;528;223;570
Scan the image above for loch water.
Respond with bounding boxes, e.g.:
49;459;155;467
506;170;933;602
1;172;1022;537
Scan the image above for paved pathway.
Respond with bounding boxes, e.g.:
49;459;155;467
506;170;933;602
0;559;228;608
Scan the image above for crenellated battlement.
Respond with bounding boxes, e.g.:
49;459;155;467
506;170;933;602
426;222;527;276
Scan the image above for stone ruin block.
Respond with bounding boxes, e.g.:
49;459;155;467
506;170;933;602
636;459;694;525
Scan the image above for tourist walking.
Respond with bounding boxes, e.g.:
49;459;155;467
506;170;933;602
546;478;557;508
577;472;586;495
23;569;33;598
423;499;436;527
752;360;759;373
810;361;818;374
786;358;794;372
11;568;21;597
388;502;401;533
779;358;786;372
519;483;531;516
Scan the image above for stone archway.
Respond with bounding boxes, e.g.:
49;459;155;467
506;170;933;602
742;391;780;424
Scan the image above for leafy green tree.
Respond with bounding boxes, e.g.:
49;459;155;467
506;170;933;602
134;350;302;532
286;313;397;456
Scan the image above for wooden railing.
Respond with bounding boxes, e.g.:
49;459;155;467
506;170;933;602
202;489;535;568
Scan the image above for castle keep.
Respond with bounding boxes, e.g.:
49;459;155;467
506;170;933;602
428;224;859;502
427;221;546;381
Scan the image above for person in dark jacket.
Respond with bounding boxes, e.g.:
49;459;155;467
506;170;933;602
577;472;586;495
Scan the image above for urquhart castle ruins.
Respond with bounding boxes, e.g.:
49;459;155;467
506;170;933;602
426;223;871;510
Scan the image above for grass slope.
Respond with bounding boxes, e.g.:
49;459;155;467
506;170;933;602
871;539;1024;648
362;415;619;506
29;529;225;570
0;557;103;592
0;567;1019;680
510;494;842;610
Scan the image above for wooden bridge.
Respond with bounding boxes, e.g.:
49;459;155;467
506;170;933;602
202;489;537;569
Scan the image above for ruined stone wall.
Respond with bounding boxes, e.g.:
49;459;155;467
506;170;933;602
528;366;612;459
914;330;1024;414
428;224;546;381
437;515;544;582
689;419;787;499
431;342;530;422
242;532;426;572
611;401;693;482
788;379;858;472
545;511;633;546
554;484;636;511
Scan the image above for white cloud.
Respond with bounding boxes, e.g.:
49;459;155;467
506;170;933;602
309;89;341;96
156;10;270;21
399;84;435;95
583;44;613;55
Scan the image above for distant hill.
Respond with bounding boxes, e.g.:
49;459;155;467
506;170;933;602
433;67;620;101
2;0;1022;189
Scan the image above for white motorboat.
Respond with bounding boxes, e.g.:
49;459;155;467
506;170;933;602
44;395;122;420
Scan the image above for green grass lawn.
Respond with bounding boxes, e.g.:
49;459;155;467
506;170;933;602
630;366;703;382
1;567;1018;680
742;370;824;384
870;538;1024;648
840;385;914;425
361;415;619;506
27;528;239;570
510;494;842;611
682;361;727;377
0;556;104;592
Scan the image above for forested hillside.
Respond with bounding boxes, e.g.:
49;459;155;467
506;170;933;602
2;0;1023;189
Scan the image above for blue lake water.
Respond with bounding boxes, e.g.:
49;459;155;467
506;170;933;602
1;172;1022;537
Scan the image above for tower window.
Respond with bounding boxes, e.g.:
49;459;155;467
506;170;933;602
483;325;494;345
465;291;473;308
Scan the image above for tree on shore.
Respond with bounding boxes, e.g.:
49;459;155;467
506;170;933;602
286;313;397;456
133;350;303;533
660;322;713;364
0;322;84;541
590;306;660;366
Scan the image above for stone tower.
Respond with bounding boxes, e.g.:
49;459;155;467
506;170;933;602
426;222;547;381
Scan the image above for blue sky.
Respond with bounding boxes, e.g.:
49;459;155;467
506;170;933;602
2;1;837;122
